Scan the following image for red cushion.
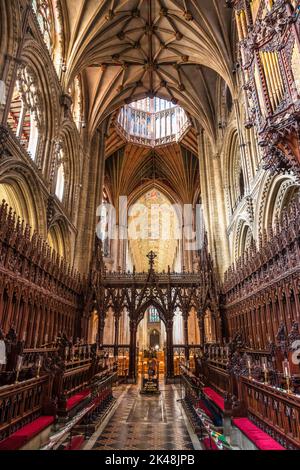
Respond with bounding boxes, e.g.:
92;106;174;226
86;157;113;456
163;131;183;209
233;418;285;451
203;387;225;411
64;435;84;450
202;437;219;450
196;400;214;419
0;416;54;451
66;389;90;411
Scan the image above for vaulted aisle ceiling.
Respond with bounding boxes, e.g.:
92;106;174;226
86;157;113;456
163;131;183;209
60;0;235;138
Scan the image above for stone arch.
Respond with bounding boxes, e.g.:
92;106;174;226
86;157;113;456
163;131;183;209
47;216;70;260
52;121;81;223
257;173;300;235
136;299;167;326
239;223;253;257
233;218;253;260
224;129;245;214
0;159;47;235
17;36;61;171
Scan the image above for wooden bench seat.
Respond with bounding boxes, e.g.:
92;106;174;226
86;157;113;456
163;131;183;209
0;416;55;450
232;418;286;451
195;399;214;420
66;389;90;411
203;387;225;411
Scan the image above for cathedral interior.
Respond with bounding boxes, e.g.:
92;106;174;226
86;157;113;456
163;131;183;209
0;0;300;453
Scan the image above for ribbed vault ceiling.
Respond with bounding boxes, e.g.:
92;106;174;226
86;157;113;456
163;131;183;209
105;142;200;213
61;0;235;139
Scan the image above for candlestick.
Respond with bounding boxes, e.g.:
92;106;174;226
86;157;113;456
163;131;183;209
16;355;23;371
15;355;23;383
65;346;69;361
286;375;291;394
36;356;42;378
283;359;290;377
282;359;291;394
247;359;252;379
263;363;268;384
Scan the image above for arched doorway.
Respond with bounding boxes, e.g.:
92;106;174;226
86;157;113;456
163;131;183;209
136;305;166;377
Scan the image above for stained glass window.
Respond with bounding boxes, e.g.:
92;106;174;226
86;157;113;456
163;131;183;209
149;307;160;323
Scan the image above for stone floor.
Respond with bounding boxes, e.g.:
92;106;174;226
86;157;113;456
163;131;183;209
86;381;196;451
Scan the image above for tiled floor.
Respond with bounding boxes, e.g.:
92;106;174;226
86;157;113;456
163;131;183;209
89;381;195;450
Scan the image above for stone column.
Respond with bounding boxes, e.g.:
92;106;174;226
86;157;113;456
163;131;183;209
74;123;107;274
111;225;119;272
197;129;230;275
118;224;128;270
183;224;194;272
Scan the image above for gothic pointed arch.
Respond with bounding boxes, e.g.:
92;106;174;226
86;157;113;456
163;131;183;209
0;160;47;234
135;298;167;326
47;214;71;260
257;173;300;235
